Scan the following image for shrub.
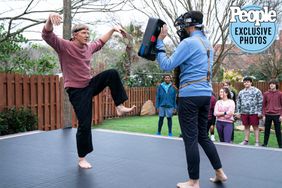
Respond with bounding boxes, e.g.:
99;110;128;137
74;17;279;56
0;107;37;136
0;116;8;135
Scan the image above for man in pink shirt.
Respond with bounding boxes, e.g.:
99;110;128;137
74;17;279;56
42;13;135;169
262;79;282;148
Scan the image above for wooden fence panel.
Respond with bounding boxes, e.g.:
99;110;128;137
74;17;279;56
30;75;36;114
50;76;55;130
23;75;29;107
0;74;5;111
55;76;60;129
60;78;64;128
0;73;64;131
7;74;14;107
1;73;279;130
37;75;43;130
213;82;271;97
44;76;50;130
15;74;22;106
71;86;158;126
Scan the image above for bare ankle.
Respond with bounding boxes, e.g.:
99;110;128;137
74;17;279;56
211;168;227;183
215;168;224;174
189;179;199;185
79;157;85;161
116;104;136;116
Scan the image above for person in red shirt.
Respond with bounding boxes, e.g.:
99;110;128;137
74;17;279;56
207;92;216;141
42;13;136;169
262;79;282;148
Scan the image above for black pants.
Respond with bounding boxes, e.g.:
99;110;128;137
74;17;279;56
263;115;282;148
231;123;234;142
158;117;172;133
207;116;216;134
178;96;222;179
67;69;128;157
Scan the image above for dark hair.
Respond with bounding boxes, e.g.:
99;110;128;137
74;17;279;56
243;76;253;83
163;74;171;79
223;80;231;86
269;79;279;89
221;88;231;99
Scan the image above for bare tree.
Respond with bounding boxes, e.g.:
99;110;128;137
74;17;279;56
63;0;72;39
262;44;282;79
246;0;282;80
248;39;282;80
127;0;248;76
0;0;131;41
2;0;281;77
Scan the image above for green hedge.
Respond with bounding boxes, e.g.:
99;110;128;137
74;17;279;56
0;107;37;136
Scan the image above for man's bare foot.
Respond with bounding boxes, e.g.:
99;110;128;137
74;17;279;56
116;104;136;116
176;179;200;188
210;168;227;183
78;158;92;169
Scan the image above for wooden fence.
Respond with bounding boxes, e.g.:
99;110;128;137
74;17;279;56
72;82;278;127
212;82;282;98
0;73;64;130
1;72;282;130
72;87;156;127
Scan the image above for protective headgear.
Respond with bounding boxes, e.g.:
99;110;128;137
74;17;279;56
174;11;203;40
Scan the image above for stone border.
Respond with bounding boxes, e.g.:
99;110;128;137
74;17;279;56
0;130;44;140
94;128;282;152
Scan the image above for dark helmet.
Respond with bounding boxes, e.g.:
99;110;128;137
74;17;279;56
174;11;203;40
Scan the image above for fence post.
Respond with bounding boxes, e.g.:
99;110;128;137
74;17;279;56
37;75;43;130
63;89;72;128
0;73;5;111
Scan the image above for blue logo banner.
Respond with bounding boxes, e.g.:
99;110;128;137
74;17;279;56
229;5;278;53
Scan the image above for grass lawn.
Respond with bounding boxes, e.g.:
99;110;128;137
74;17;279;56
94;115;281;148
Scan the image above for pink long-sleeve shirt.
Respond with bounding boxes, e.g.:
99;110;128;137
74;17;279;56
42;27;105;88
214;99;235;123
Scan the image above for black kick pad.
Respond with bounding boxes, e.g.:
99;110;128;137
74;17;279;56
138;18;166;61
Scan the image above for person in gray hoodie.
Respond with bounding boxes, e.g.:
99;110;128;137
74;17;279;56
236;77;263;146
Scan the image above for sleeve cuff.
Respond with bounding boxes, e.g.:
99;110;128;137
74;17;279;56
42;26;53;33
99;39;105;45
156;39;165;49
156;49;166;53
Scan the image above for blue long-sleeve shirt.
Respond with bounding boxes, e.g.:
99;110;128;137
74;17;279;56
156;83;177;109
156;30;213;97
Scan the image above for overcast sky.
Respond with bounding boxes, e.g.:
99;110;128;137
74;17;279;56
1;0;281;45
0;0;148;42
